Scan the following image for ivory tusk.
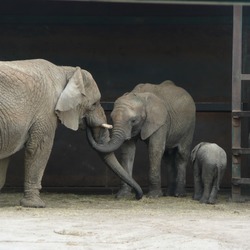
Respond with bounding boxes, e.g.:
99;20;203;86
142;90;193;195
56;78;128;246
101;123;113;129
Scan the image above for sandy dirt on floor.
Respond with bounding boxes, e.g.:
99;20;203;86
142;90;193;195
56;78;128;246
0;192;250;250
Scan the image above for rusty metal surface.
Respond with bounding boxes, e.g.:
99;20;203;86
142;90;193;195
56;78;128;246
231;5;250;201
231;5;242;201
232;5;242;112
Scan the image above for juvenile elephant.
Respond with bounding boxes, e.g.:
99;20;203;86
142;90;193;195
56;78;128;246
191;142;227;204
88;80;196;198
0;59;142;208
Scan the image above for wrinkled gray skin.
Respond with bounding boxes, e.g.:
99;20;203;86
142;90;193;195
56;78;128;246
88;81;196;198
191;142;227;204
0;59;142;208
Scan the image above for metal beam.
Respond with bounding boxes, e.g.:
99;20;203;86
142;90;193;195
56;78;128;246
232;5;245;202
52;0;250;6
232;5;242;112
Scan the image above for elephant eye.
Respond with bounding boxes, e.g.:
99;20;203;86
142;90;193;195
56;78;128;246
90;102;98;111
131;118;137;124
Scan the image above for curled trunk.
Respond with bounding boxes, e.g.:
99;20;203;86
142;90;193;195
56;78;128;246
102;152;143;200
87;126;125;153
87;127;143;200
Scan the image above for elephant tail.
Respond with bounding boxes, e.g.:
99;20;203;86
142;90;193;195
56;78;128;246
191;142;207;163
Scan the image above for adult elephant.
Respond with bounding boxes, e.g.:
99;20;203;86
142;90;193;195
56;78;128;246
0;59;142;208
88;80;196;198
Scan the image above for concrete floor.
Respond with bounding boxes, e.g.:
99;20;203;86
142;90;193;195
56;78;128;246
0;192;250;250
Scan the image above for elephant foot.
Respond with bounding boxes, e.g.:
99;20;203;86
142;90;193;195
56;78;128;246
208;197;217;204
20;191;45;208
115;186;133;199
165;182;176;196
174;187;186;197
147;189;163;198
199;196;209;204
193;193;202;201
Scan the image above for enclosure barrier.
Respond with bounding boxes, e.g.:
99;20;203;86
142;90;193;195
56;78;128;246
232;5;250;201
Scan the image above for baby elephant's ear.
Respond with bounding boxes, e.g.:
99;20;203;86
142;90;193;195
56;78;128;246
55;67;86;130
140;93;167;140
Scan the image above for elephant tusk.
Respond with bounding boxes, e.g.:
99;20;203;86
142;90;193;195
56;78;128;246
101;123;113;129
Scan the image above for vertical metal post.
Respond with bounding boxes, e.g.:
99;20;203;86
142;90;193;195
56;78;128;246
232;5;243;201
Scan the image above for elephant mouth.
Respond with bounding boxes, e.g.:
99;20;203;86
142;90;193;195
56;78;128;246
81;116;113;130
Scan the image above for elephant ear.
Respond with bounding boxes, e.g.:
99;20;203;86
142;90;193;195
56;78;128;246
55;67;86;131
140;93;168;140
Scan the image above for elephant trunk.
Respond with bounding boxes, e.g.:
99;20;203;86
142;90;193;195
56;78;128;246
102;152;143;200
87;125;125;153
87;126;143;200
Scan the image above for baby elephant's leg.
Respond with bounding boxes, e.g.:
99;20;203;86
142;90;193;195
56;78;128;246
209;167;226;204
208;183;218;204
200;183;212;204
193;161;202;200
200;166;213;204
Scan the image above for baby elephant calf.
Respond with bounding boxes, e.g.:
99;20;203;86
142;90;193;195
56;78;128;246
191;142;227;204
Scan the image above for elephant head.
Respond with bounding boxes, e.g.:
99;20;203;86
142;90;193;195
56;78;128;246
55;67;103;131
87;91;167;153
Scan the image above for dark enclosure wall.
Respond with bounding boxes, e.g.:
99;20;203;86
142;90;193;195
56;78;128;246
0;1;233;191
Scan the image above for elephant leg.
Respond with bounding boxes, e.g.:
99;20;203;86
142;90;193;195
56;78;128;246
199;166;213;204
193;161;202;201
163;149;176;196
200;182;212;204
147;129;166;198
208;178;218;204
209;168;224;204
175;147;189;197
20;122;56;208
0;158;10;190
116;139;136;199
